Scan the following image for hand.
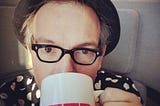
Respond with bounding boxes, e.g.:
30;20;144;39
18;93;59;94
98;87;142;106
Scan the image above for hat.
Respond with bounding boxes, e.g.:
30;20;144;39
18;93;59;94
13;0;120;55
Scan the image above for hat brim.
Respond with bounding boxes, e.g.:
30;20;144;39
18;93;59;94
13;0;120;55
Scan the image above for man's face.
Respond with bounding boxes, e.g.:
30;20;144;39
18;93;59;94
30;2;106;87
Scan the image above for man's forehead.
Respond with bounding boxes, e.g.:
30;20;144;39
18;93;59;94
31;0;101;49
35;1;99;21
33;0;100;35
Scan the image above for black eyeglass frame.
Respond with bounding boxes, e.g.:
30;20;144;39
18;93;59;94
32;44;103;65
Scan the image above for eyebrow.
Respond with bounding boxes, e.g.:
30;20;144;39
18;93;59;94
75;42;98;48
34;37;55;44
34;37;99;49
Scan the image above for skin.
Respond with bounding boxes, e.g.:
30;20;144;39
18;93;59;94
29;1;142;106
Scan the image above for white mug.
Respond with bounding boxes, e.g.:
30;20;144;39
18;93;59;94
40;73;103;106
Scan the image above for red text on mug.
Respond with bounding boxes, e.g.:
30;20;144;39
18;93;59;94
50;103;90;106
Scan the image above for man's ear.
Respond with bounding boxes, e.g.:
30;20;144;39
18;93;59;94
102;44;107;57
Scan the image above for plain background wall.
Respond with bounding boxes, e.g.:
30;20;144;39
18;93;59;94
111;0;160;106
111;0;160;93
0;0;31;77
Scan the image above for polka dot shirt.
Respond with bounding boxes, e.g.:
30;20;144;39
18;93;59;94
0;70;143;106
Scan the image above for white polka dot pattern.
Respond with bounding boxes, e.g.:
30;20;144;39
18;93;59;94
10;82;16;91
0;93;8;99
95;80;101;90
105;77;119;83
32;83;36;91
36;89;41;99
16;75;24;82
27;92;32;101
26;78;33;85
132;84;138;91
123;83;130;90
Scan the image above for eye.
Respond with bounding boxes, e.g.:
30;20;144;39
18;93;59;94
44;47;53;53
82;50;89;54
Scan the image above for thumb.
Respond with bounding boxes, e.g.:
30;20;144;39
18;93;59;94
99;87;141;104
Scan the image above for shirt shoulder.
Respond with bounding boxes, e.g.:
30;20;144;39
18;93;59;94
0;73;40;106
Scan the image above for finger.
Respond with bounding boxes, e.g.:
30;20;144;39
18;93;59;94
103;102;142;106
100;87;141;104
95;102;100;106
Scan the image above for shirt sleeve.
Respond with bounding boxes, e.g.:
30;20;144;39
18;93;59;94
94;69;143;104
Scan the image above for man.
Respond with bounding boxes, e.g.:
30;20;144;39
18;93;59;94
0;0;143;106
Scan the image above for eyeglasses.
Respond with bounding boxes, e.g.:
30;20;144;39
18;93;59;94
32;44;102;65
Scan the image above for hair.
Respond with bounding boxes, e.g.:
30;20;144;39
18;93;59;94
17;0;110;49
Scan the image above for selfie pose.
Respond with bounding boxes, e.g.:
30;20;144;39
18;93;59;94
0;0;143;106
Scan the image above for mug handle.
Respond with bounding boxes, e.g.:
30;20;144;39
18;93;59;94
94;90;104;103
